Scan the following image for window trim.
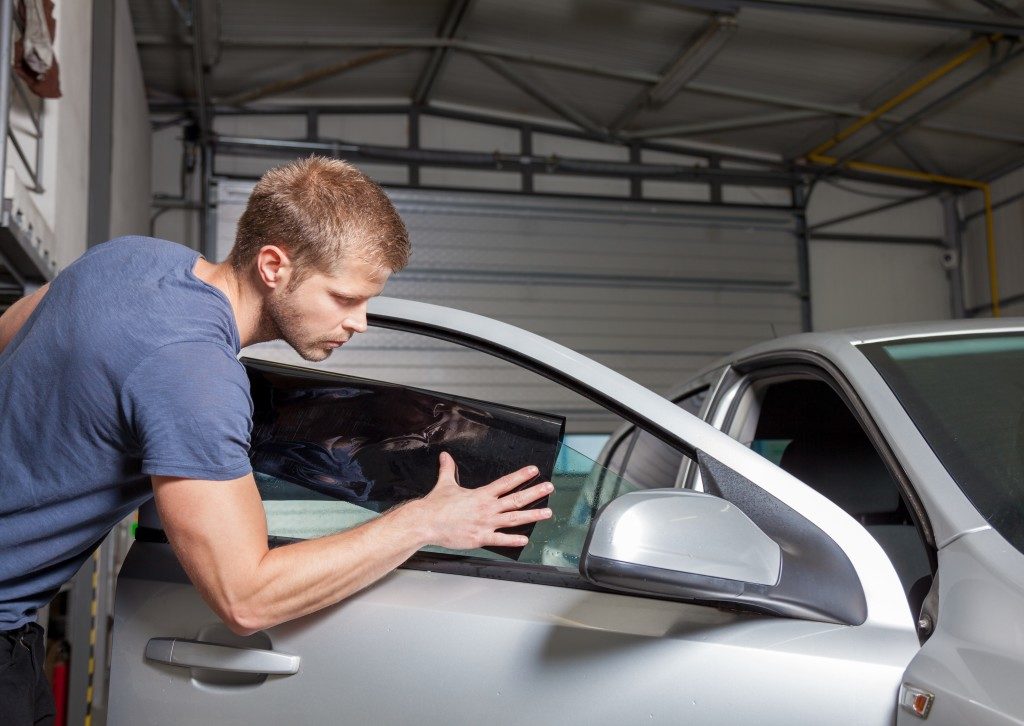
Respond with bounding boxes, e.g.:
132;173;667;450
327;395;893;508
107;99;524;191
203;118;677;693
275;313;698;584
721;352;936;556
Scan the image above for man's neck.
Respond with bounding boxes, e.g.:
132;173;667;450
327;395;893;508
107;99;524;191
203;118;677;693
192;257;266;348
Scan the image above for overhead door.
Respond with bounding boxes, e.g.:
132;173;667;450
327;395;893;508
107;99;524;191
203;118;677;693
216;182;801;432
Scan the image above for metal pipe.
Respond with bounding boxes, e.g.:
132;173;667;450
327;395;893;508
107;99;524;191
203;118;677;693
0;0;14;207
809;34;1002;159
982;185;1000;317
963;188;1024;222
832;45;1024;167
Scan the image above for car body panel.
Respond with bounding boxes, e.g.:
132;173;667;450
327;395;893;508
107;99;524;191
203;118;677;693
110;542;914;726
108;297;927;724
662;318;1024;726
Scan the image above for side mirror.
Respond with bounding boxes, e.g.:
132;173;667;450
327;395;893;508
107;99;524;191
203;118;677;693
581;489;781;600
580;452;868;625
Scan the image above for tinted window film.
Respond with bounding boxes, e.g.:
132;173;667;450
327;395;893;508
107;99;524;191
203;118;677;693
861;333;1024;555
248;360;564;558
248;359;647;569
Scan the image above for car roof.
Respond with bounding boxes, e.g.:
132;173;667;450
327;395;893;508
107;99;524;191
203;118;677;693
668;317;1024;400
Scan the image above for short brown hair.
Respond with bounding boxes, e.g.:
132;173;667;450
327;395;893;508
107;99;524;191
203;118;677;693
229;156;410;281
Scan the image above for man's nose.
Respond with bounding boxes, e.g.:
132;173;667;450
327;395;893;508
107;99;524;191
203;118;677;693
343;306;368;334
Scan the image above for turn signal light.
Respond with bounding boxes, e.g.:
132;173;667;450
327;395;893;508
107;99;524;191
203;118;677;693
899;684;934;719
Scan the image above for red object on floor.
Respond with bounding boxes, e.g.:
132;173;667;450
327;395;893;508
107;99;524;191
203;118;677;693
51;659;68;725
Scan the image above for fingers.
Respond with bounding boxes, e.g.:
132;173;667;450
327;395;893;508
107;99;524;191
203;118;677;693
497;506;552;528
497;481;554;512
485;533;531;548
436;451;458;485
486;464;541;496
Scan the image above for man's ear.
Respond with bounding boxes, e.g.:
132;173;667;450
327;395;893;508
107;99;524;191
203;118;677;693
255;245;292;290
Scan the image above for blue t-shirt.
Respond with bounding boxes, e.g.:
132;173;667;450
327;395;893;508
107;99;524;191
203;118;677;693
0;236;253;629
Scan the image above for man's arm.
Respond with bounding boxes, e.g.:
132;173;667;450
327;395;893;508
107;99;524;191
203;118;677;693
153;452;552;635
0;283;49;353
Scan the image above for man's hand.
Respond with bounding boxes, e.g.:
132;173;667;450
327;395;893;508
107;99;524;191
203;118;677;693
152;454;554;635
408;452;553;550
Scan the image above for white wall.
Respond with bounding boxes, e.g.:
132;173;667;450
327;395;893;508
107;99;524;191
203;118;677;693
806;180;953;331
5;0;93;271
3;0;150;273
961;166;1024;318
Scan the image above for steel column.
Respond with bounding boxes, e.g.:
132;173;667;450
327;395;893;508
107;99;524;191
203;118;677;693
793;183;812;332
941;194;966;318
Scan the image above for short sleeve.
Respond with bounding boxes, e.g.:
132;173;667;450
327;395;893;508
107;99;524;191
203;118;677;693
120;342;253;480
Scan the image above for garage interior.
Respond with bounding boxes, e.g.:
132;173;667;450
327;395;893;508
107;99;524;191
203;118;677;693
0;0;1022;723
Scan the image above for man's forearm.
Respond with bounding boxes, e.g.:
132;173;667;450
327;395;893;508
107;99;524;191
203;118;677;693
219;500;432;635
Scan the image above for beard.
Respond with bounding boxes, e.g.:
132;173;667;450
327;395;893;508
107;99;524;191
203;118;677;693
262;288;335;362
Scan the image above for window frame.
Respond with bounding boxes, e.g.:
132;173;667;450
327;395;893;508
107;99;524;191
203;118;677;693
714;354;937;562
318;314;701;585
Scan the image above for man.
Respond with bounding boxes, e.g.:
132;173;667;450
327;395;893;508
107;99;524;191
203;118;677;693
0;156;553;724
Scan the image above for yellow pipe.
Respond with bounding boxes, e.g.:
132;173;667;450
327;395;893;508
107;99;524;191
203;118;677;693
802;33;1006;318
983;185;1001;318
808;152;1001;318
809;34;1002;158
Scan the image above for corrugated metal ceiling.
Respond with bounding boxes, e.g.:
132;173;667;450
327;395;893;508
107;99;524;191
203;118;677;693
131;0;1024;180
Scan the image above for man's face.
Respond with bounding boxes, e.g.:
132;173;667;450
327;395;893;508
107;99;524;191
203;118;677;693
265;257;390;362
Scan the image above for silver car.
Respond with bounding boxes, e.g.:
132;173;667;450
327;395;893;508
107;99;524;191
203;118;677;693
109;299;1024;725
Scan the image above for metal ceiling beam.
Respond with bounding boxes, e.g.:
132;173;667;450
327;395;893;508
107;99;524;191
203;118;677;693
830;44;1024;168
139;33;1024;147
609;15;737;132
471;54;606;136
648;0;1024;35
137;35;662;84
212;134;801;186
626;110;825;138
219;48;410;106
413;0;473;105
967;0;1020;17
682;79;1024;146
807;190;938;231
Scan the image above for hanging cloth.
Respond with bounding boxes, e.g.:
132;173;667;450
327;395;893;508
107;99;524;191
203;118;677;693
14;0;61;99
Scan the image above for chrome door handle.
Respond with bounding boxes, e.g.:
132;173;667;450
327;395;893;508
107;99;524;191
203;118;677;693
145;637;300;675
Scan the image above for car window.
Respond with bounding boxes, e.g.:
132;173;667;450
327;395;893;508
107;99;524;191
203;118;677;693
730;375;931;603
616;386;709;490
246;327;689;571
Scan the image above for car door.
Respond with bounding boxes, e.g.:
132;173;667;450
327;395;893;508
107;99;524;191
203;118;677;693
108;298;919;725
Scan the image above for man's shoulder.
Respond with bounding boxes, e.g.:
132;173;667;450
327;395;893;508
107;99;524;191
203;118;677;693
77;236;194;267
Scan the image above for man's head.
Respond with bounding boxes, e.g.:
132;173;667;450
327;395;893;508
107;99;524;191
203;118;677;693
228;156;410;361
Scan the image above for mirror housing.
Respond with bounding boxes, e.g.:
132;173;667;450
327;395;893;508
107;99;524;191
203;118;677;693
580;452;868;625
582;489;781;588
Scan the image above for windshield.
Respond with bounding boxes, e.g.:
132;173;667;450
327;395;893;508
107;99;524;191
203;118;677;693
860;333;1024;554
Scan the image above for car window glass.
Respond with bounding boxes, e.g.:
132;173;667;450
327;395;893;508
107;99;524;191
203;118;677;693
619;386;708;490
246;327;686;571
736;376;930;602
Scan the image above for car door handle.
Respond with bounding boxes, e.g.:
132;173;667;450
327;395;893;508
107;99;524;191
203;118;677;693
145;638;300;675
